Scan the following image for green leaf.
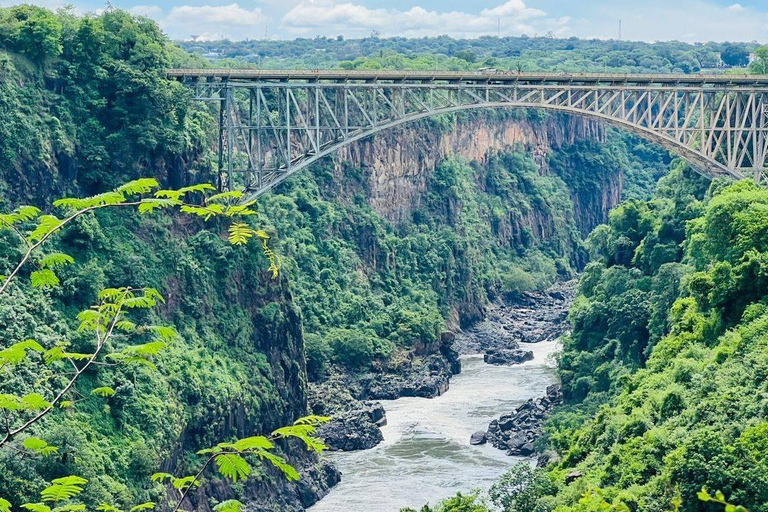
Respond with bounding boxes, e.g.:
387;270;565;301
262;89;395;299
129;503;155;512
207;190;243;203
150;473;173;484
1;497;12;512
28;215;62;243
117;178;159;196
31;269;60;289
233;436;273;451
0;205;41;226
259;451;300;481
213;501;244;512
215;453;251;482
52;505;85;512
23;437;59;456
41;476;88;503
171;476;199;491
96;504;122;512
179;204;224;221
228;223;256;246
0;339;44;366
40;253;75;269
0;393;52;411
22;503;52;512
138;198;181;214
91;387;116;398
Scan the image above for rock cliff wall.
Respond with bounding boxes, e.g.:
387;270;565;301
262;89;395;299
332;112;612;232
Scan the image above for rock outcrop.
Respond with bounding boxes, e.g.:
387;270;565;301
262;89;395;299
485;384;563;457
454;281;576;363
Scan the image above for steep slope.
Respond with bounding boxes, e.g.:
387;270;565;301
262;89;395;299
530;167;768;511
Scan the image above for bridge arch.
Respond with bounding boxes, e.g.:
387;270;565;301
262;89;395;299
169;70;768;199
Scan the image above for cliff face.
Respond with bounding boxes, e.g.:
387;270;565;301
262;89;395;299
333;113;613;233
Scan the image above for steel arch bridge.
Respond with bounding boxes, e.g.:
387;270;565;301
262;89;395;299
167;69;768;201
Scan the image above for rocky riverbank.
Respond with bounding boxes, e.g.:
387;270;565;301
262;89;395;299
308;333;461;452
310;282;574;456
464;281;575;459
453;281;575;358
478;383;563;456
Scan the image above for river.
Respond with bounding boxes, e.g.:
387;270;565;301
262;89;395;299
308;340;559;512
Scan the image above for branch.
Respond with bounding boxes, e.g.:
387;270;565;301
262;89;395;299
0;202;142;296
0;301;124;448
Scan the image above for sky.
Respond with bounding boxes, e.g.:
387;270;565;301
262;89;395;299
4;0;768;43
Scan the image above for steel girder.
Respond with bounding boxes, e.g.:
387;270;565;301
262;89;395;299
181;79;768;200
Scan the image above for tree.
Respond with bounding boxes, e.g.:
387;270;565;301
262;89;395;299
750;46;768;75
721;45;749;67
0;179;326;512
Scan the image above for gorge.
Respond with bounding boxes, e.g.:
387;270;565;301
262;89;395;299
3;8;768;512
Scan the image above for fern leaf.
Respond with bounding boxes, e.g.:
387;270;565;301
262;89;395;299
115;320;137;332
213;501;243;512
215;453;251;482
228;223;256;245
138;198;180;214
52;504;85;512
91;387;116;398
59;401;74;409
258;451;300;481
232;436;273;452
0;339;44;366
21;503;51;512
21;393;53;411
150;473;173;484
53;191;126;211
179;204;224;221
75;309;104;332
146;325;177;342
1;205;41;227
28;215;62;243
96;505;122;512
117;178;159;196
40;253;75;269
1;498;11;512
31;269;60;289
207;190;243;203
129;503;155;512
23;437;59;456
41;476;87;502
171;476;199;491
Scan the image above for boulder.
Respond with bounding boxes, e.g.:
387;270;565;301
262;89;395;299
483;348;534;366
469;431;487;445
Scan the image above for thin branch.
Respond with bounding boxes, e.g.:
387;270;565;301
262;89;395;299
171;454;218;512
0;202;143;296
0;300;124;448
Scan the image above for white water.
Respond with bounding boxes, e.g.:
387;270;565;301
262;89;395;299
308;341;559;512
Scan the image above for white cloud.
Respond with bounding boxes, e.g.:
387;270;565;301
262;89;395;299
281;0;561;38
728;3;746;11
136;3;269;40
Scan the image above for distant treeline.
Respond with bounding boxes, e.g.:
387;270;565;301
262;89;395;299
177;35;758;74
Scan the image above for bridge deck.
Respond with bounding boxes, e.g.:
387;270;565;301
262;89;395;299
167;68;768;86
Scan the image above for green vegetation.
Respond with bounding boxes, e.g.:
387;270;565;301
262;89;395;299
500;166;768;511
8;4;767;512
179;37;756;75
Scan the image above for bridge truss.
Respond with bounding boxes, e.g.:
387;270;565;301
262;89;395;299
168;70;768;200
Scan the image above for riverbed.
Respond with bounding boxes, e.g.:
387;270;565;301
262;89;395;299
308;340;559;512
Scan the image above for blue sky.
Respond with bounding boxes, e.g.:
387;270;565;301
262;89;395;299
5;0;768;42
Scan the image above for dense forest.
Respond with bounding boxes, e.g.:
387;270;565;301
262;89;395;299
2;5;768;512
179;36;762;74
